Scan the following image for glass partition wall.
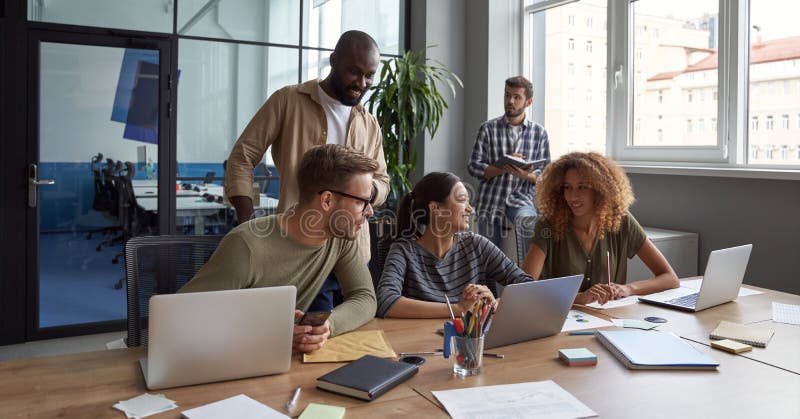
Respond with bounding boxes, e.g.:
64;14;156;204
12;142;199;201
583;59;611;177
22;0;406;338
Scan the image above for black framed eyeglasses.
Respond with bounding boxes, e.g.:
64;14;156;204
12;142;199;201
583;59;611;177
318;190;376;212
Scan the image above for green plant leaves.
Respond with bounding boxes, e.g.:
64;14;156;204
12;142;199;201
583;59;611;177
366;48;463;203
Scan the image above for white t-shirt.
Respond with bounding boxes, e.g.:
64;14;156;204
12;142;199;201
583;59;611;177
317;85;353;145
507;117;524;153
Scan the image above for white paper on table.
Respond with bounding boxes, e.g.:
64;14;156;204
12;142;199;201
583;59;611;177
560;310;614;332
113;393;177;418
772;302;800;326
585;295;640;309
680;279;762;297
180;394;288;419
432;380;597;419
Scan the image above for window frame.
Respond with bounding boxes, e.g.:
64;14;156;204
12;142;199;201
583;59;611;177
523;0;800;175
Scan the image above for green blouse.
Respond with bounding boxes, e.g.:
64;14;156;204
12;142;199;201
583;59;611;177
530;212;647;292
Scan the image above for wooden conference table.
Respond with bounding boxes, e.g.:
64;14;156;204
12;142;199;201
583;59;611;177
1;283;798;418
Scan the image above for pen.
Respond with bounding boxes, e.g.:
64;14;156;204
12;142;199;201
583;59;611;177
443;294;456;320
399;351;442;356
606;250;612;286
568;331;596;335
285;386;301;412
483;353;504;358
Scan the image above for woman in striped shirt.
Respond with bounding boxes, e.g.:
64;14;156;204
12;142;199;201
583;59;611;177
376;172;534;318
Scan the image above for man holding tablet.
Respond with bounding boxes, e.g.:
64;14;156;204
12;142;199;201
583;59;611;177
468;76;551;250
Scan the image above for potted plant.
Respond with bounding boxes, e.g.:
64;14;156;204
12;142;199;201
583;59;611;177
365;49;462;285
367;48;463;205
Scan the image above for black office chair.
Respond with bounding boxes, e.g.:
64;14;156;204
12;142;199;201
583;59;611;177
85;153;122;245
113;162;158;289
124;234;224;347
368;217;397;290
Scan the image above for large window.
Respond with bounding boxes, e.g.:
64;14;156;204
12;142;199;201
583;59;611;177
631;0;719;149
748;0;800;165
525;0;607;159
525;0;800;169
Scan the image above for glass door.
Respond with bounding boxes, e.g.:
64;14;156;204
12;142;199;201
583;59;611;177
27;31;171;338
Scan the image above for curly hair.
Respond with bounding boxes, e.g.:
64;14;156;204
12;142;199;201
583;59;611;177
535;152;634;240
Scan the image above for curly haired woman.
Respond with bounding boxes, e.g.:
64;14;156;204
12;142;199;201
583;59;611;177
521;152;679;305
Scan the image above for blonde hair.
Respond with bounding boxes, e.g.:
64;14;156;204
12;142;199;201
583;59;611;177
536;152;634;240
296;144;378;202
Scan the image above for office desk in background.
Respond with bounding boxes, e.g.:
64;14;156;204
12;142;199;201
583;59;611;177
132;180;278;234
0;283;797;418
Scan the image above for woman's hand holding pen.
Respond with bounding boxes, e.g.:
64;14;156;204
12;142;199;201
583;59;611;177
292;310;330;353
575;283;619;305
457;284;496;314
609;283;632;298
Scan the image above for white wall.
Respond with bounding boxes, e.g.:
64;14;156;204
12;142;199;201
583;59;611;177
410;0;522;185
409;0;467;179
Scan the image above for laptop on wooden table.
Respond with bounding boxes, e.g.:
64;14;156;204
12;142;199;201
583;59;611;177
638;244;753;312
140;286;296;390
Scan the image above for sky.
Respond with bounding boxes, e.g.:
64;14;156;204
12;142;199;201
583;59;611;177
633;0;799;41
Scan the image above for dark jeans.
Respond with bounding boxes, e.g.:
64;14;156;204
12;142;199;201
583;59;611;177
307;272;342;312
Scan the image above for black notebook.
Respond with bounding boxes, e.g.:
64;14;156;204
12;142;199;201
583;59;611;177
316;355;419;401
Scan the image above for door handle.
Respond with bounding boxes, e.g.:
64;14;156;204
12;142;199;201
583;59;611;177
28;163;56;208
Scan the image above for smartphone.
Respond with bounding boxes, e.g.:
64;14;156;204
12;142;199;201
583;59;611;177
298;310;332;326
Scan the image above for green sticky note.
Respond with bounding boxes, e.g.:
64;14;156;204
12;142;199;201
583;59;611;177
623;319;659;330
298;403;346;419
559;348;597;361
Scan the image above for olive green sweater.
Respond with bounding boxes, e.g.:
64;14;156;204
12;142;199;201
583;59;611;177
179;215;376;336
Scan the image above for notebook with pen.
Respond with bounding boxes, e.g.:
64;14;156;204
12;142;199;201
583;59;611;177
596;330;719;370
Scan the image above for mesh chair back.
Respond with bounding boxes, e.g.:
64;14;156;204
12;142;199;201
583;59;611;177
125;234;224;347
367;218;396;289
515;215;538;265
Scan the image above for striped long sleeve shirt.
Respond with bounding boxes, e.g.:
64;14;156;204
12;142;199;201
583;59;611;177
468;115;550;223
376;232;534;317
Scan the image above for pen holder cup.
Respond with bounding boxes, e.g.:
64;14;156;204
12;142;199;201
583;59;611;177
451;335;484;376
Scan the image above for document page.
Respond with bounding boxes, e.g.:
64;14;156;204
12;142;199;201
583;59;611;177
560;310;614;332
772;302;800;325
585;295;640;309
432;380;597;419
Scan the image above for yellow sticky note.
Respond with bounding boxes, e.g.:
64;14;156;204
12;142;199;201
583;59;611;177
298;403;345;419
711;339;753;354
302;330;397;363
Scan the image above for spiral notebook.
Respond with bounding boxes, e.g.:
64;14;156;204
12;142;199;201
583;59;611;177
709;321;774;347
597;330;719;370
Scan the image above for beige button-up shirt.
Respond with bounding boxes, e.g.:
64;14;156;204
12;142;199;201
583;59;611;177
225;79;390;262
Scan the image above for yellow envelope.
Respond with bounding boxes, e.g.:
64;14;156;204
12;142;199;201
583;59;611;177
303;330;397;363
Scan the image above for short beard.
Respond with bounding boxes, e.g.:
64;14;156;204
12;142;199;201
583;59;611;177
330;69;363;106
505;108;524;119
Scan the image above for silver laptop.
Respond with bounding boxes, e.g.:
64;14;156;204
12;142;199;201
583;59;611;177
140;286;296;390
638;244;753;312
484;275;582;349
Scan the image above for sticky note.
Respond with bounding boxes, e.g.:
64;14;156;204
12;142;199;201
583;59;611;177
559;348;597;366
299;403;346;419
622;319;659;330
711;339;753;354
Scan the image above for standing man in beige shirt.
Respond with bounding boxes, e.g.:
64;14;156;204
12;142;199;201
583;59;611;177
224;30;389;311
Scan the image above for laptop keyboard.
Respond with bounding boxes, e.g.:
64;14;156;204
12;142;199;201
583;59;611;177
666;293;698;308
